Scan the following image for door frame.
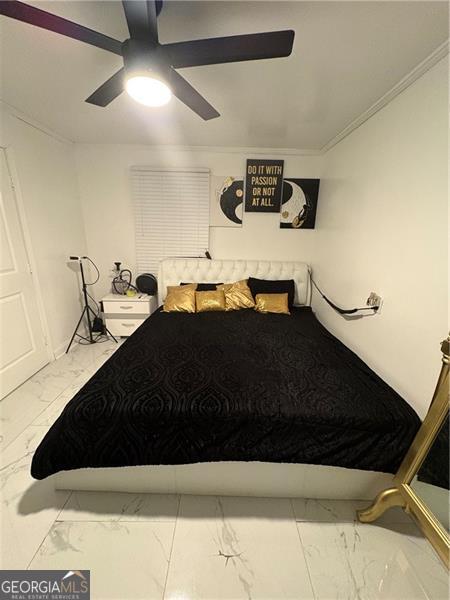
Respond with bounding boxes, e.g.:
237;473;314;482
1;145;54;364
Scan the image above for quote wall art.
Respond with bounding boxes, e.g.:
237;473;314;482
244;159;284;213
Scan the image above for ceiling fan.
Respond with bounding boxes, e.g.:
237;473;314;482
0;0;295;120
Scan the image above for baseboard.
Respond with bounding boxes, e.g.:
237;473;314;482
53;338;70;360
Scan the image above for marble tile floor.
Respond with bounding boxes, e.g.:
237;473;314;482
0;340;448;599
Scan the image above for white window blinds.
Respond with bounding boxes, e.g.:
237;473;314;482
131;166;210;275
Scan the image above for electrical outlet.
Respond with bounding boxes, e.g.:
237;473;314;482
366;292;383;312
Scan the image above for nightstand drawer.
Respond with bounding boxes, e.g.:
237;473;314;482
105;318;146;337
103;300;150;315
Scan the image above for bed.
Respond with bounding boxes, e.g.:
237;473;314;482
31;259;420;499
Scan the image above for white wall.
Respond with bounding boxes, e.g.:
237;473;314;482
75;145;321;299
0;107;88;357
313;58;448;418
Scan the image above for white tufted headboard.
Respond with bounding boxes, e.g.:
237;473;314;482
158;259;311;306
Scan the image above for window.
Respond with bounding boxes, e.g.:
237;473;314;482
131;166;210;274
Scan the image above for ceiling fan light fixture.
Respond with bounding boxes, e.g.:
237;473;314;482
125;71;172;107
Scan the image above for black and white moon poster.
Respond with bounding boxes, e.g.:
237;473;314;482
280;179;320;229
210;176;244;227
245;159;284;213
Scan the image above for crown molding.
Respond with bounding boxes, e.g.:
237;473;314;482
0;99;73;145
320;39;449;154
75;142;320;156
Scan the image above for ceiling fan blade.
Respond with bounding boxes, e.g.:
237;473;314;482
164;30;295;69
122;0;158;42
0;0;123;55
165;69;219;121
85;68;125;107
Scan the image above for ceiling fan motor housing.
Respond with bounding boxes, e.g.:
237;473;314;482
122;38;166;74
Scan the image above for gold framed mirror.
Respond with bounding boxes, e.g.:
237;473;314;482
358;336;450;568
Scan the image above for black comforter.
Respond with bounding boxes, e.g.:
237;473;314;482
31;307;420;479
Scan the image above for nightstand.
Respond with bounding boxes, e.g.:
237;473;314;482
101;293;158;337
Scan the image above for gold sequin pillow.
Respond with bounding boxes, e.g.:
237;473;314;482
254;293;290;315
195;290;226;313
163;286;196;313
167;283;197;295
217;279;255;311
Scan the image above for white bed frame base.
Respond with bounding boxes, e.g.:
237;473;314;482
55;259;394;500
54;462;393;500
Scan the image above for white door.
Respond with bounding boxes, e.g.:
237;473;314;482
0;149;49;398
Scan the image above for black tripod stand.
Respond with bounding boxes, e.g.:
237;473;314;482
66;256;117;353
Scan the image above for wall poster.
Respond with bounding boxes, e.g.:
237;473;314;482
210;176;244;227
244;159;284;213
280;179;320;229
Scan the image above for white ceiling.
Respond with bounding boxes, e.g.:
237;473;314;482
1;1;448;150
